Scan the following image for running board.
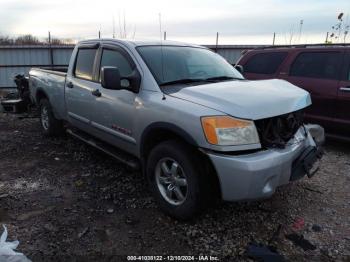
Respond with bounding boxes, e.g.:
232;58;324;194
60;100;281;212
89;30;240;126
66;128;140;170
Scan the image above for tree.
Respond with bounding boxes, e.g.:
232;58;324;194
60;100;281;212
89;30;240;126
329;12;349;43
14;34;40;45
0;35;14;45
0;33;74;46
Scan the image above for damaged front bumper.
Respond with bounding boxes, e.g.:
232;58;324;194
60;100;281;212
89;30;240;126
205;124;324;202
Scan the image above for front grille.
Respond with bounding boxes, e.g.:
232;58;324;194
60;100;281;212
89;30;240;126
255;110;304;149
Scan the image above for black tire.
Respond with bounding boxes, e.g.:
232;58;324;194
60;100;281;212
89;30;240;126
39;98;64;136
147;140;209;220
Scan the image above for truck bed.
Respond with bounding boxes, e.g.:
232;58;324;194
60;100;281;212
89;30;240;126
29;67;67;120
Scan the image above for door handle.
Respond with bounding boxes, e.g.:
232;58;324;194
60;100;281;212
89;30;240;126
91;89;102;97
66;82;74;88
339;87;350;92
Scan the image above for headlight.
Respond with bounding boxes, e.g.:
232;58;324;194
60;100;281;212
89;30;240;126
201;116;260;146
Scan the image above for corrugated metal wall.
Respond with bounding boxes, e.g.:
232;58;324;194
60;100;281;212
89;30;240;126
0;44;262;89
0;45;74;89
205;45;265;64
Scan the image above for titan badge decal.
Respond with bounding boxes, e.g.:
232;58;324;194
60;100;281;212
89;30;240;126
111;124;132;136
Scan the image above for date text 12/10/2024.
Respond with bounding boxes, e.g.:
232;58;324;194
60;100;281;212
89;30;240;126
127;255;219;261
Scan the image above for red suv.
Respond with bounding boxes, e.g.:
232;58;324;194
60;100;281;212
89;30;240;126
237;45;350;140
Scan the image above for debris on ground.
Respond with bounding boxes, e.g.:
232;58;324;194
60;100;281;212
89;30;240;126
78;227;89;239
312;224;322;232
291;217;305;231
246;242;285;262
0;225;31;262
107;208;114;214
285;233;317;251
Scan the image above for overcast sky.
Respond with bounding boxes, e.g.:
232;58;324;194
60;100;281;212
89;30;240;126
0;0;349;44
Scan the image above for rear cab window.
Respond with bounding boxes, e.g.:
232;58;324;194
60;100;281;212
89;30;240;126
244;52;287;74
290;51;343;80
74;48;98;81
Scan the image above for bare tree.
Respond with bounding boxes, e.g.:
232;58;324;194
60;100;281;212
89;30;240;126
114;11;136;39
288;24;295;45
329;12;349;43
0;35;14;45
283;21;299;45
0;33;74;46
14;34;40;45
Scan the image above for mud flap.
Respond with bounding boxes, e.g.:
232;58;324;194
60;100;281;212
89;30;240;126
290;146;323;181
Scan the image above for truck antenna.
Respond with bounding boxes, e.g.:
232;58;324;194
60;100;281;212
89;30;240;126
159;12;166;100
112;15;115;38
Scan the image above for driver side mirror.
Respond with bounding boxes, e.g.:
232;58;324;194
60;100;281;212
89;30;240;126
101;66;121;90
101;66;141;93
234;65;244;74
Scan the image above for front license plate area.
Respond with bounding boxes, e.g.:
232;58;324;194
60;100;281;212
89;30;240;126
290;146;320;181
303;149;320;178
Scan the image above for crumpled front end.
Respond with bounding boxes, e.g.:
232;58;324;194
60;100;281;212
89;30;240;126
206;124;324;202
255;110;305;149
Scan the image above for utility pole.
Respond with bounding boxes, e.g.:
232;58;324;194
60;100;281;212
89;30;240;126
164;31;166;40
215;32;219;52
99;24;101;39
48;31;53;69
272;32;276;45
325;32;329;43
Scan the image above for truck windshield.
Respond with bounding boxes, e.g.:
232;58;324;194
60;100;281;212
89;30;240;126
137;46;244;87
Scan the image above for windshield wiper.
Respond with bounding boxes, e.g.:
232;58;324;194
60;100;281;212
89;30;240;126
159;78;207;86
205;76;243;81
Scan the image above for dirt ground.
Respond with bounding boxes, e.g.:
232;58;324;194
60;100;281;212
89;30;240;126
0;113;349;261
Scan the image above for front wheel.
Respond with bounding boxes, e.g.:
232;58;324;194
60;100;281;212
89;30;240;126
147;140;208;220
39;98;64;136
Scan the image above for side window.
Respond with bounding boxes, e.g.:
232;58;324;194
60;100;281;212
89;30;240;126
74;49;97;81
244;52;287;74
100;49;133;79
290;52;342;80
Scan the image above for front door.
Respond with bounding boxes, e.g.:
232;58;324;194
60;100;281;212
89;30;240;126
65;47;99;131
89;45;138;154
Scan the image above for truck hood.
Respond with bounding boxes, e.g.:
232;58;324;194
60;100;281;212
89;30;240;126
164;79;311;120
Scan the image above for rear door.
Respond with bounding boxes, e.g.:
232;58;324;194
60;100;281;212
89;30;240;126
88;44;138;154
242;51;288;80
281;51;344;133
335;50;350;136
65;45;100;131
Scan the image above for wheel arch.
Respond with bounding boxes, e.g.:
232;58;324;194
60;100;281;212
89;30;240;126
35;88;49;105
140;122;198;159
140;122;221;199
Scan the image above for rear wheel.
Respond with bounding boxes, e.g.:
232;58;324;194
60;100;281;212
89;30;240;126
147;140;209;220
39;98;64;136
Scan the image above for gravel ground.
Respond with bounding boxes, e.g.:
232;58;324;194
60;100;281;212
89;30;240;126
0;113;349;261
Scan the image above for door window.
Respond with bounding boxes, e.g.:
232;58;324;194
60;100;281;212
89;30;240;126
290;52;342;80
74;49;97;80
99;49;133;79
244;52;287;74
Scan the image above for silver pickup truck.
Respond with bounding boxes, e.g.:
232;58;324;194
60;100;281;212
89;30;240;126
29;39;324;220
